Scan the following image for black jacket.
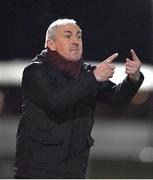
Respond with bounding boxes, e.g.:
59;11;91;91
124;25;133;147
14;53;144;178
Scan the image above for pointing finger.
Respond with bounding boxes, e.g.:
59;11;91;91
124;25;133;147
105;53;119;63
131;49;139;62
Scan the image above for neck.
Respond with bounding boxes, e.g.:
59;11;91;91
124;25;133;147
46;49;83;79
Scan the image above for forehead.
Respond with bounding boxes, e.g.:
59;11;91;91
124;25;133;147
56;23;81;33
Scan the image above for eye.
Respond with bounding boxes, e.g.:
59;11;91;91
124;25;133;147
64;34;71;38
78;35;81;39
77;33;82;39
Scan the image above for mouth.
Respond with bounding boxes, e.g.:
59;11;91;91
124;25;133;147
70;48;79;52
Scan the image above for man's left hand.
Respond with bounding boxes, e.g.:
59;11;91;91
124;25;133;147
125;49;142;82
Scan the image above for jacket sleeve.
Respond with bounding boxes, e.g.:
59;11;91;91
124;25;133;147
22;63;103;112
95;72;144;105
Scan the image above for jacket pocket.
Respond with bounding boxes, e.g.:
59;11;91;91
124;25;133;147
32;142;62;165
29;130;63;165
29;129;63;145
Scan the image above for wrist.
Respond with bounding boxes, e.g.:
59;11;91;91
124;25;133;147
128;72;140;82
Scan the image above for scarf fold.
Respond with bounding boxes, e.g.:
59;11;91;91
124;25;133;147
43;48;83;79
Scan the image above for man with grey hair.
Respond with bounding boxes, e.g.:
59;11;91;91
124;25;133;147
14;18;144;178
44;19;77;48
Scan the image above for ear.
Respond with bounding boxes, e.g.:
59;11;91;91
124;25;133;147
47;39;56;51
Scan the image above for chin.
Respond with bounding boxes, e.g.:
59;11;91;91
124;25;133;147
72;58;81;62
69;51;82;61
65;56;81;62
71;54;82;61
71;57;81;62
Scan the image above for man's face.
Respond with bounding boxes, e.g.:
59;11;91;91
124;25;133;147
48;24;83;61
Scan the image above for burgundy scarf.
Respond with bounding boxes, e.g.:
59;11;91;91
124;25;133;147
46;48;83;79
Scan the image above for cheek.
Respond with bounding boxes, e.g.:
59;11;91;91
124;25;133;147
80;43;83;51
56;43;69;53
79;41;83;48
79;44;83;56
61;42;69;50
63;45;70;55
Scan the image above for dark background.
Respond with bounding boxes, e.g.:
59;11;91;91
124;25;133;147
0;0;153;178
0;0;152;64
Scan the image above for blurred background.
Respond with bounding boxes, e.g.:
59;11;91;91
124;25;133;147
0;0;153;178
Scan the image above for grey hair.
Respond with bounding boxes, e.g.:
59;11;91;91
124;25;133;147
45;18;78;48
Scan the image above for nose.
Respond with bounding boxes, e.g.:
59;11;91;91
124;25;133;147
72;37;79;45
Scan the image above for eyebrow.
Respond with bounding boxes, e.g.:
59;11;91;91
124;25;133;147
63;30;82;34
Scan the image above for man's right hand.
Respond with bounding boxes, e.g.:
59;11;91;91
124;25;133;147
93;53;118;82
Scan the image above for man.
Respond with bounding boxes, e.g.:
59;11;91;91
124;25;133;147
14;19;144;178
